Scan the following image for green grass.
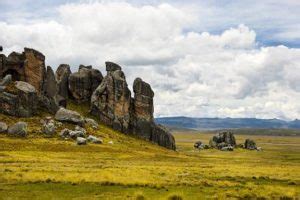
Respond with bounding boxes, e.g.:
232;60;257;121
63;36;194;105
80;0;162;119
0;102;299;199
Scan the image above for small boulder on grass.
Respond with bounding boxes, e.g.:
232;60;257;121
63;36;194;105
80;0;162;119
55;107;85;126
76;137;87;145
85;118;99;129
194;141;204;149
60;128;71;139
87;135;103;144
8;122;27;137
41;118;56;135
75;125;86;135
0;122;8;133
70;131;85;139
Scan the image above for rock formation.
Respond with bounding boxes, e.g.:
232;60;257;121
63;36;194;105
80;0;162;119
0;47;176;150
56;64;71;100
209;131;236;149
69;65;103;103
91;62;176;150
0;80;38;117
244;139;257;150
0;47;60;114
0;48;46;94
91;62;131;133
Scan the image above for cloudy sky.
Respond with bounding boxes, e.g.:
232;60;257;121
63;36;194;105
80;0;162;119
1;0;300;120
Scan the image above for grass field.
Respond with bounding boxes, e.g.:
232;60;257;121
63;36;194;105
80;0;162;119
0;104;299;199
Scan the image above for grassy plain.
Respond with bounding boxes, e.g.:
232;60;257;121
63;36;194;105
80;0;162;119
0;104;299;199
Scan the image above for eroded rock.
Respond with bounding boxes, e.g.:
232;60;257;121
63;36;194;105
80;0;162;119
76;137;87;145
152;125;176;150
0;81;38;117
91;62;131;133
56;64;71;99
69;65;103;103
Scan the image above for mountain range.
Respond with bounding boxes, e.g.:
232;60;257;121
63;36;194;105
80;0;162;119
155;117;300;130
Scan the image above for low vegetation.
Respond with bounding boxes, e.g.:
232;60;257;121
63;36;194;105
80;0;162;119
0;103;299;199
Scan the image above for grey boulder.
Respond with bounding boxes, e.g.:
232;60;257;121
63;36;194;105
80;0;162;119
85;118;99;129
8;122;27;137
70;131;85;139
87;135;103;144
60;128;71;139
0;122;8;133
42;119;56;135
76;137;87;145
244;139;257;150
55;107;84;125
0;81;38;117
194;141;204;149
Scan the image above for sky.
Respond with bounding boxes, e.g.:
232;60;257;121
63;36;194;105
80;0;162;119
0;0;299;120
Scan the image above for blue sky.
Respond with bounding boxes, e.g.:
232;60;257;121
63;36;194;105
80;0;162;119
0;0;299;119
1;0;299;47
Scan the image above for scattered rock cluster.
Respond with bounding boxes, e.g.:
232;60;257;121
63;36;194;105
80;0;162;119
0;47;175;150
209;131;236;150
194;131;261;151
59;124;102;145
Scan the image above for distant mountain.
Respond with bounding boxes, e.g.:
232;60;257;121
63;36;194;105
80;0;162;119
155;117;300;130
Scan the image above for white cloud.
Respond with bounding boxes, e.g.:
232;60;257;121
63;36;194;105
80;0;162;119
0;1;299;120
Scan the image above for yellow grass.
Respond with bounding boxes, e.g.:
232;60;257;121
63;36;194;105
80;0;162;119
0;103;299;199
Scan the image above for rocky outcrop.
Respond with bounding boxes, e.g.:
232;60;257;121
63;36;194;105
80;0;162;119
40;66;60;113
0;81;38;117
56;64;71;99
152;125;176;150
209;131;236;149
69;65;103;103
91;62;131;133
131;78;154;139
0;48;46;94
0;47;176;150
23;48;46;95
91;62;176;150
244;139;257;150
0;48;60;114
